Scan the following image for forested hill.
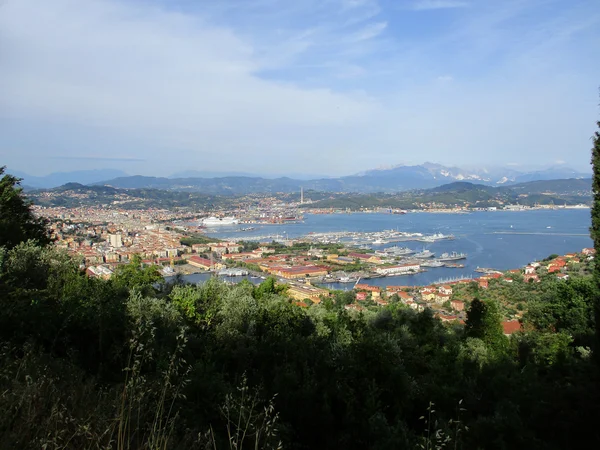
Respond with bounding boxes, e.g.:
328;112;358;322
303;178;592;210
28;182;230;209
87;163;591;194
27;178;592;210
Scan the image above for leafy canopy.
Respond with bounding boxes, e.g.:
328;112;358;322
0;166;51;249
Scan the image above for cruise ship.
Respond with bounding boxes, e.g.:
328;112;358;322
201;216;239;226
438;252;467;261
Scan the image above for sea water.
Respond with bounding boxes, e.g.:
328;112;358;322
181;209;592;288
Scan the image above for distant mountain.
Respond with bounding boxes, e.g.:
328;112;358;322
428;181;497;194
169;170;331;180
28;182;223;210
360;163;589;186
10;169;129;189
304;179;592;210
511;167;591;184
507;178;592;195
97;175;322;194
96;163;588;194
169;170;263;179
30;178;591;210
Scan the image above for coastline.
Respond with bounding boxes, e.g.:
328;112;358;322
301;205;590;215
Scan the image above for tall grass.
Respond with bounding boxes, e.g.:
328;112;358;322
0;314;191;449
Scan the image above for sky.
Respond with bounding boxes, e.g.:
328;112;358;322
1;0;599;177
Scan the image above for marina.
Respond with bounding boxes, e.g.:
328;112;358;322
205;209;592;288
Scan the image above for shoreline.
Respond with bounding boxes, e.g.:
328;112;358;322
302;206;590;215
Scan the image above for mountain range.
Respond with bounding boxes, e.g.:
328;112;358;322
12;163;590;194
11;169;129;189
27;178;592;211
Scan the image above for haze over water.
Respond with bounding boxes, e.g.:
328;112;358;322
198;209;592;288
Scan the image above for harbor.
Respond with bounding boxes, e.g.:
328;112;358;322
203;209;592;287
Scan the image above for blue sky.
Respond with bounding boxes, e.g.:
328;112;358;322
1;0;599;177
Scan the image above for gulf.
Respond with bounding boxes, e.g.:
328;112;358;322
184;209;592;288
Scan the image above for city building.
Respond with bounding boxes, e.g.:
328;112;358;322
375;263;420;275
108;234;123;248
287;284;328;304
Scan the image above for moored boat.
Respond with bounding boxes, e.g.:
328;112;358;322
438;252;467;261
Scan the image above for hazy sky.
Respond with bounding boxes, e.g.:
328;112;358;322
1;0;599;177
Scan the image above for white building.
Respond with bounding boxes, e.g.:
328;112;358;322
375;263;420;275
108;234;123;248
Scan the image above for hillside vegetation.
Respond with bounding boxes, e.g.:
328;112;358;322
304;179;591;210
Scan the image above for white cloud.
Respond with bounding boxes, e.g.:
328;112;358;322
348;21;387;42
0;0;598;175
410;0;469;11
0;0;383;174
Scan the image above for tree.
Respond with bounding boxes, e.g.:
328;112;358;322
253;276;286;300
112;254;162;295
592;115;600;355
0;166;51;249
465;298;506;350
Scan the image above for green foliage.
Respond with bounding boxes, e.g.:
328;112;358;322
180;235;218;246
113;254;163;295
518;331;574;366
0;167;51;249
591;116;600;356
543;254;560;261
2;206;600;448
525;277;596;345
465;298;506;351
253;276;287;300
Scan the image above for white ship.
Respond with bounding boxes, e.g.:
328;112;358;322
438;252;467;261
339;276;359;283
383;246;415;256
202;216;239;226
413;250;435;259
420;260;445;268
419;233;455;243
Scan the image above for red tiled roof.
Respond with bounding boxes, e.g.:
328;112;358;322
502;321;522;335
189;256;212;266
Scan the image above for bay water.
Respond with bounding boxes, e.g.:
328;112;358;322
181;209;592;288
